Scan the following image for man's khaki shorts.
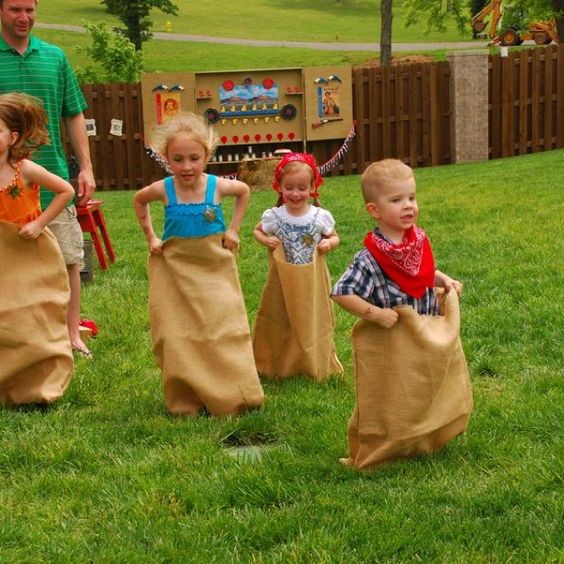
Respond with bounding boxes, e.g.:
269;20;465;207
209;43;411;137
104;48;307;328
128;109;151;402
47;205;84;267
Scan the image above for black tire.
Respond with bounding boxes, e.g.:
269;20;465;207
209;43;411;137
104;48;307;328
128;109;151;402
501;29;521;46
533;31;552;45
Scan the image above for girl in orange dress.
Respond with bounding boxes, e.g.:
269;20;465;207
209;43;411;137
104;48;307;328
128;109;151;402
0;93;76;405
0;92;74;232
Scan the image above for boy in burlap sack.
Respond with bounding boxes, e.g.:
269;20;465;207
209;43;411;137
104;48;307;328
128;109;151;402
0;93;75;404
134;112;264;416
252;153;343;381
331;159;472;470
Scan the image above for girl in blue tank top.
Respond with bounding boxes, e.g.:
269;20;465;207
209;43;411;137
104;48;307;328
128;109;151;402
133;112;264;417
134;112;250;253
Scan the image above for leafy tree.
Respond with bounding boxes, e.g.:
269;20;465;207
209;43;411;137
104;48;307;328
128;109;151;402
101;0;179;51
404;0;562;43
405;0;469;35
75;22;144;84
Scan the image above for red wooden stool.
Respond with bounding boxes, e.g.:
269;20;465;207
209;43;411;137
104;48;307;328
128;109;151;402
76;200;116;271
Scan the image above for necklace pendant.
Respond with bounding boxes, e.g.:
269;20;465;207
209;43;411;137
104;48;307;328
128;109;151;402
203;207;217;222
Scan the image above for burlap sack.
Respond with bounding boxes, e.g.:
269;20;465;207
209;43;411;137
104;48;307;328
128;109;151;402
148;234;264;415
0;222;73;405
252;246;343;381
344;290;473;470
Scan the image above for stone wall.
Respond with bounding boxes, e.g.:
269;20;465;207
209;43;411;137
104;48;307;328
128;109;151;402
447;51;490;163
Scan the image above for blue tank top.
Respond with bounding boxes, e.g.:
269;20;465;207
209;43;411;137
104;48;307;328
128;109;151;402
162;174;226;240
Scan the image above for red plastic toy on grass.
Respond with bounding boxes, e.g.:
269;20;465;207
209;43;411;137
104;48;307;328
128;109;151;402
79;319;99;337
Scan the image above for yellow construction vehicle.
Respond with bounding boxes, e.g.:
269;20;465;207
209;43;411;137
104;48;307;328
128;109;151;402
472;0;559;46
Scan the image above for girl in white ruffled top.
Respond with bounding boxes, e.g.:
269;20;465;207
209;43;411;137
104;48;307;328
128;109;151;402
253;152;339;263
252;153;343;381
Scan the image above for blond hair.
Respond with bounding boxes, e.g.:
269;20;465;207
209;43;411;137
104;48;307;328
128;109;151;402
150;112;218;160
360;159;414;203
0;92;50;161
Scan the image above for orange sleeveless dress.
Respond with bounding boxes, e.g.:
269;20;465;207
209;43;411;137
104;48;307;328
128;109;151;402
0;161;41;227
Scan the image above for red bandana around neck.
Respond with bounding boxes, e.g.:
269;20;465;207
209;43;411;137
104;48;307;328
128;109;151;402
364;225;436;299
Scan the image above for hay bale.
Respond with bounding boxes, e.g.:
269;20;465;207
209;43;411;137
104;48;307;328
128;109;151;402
238;157;280;192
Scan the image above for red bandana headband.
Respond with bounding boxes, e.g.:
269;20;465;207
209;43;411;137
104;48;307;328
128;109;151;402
272;153;323;198
364;225;436;299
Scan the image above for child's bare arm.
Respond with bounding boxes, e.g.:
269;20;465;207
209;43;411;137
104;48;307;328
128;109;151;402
317;230;340;254
434;270;463;295
253;221;281;250
18;160;74;239
217;178;249;250
332;294;399;328
134;182;164;254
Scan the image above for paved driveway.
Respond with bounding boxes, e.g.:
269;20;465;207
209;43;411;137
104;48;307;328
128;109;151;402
35;22;491;52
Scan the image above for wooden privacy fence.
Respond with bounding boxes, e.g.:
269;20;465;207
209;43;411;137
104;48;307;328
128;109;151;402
79;82;161;191
70;44;563;191
74;61;451;191
344;61;451;172
489;44;564;158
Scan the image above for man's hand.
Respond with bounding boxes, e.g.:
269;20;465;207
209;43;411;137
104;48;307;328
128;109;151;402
76;167;96;206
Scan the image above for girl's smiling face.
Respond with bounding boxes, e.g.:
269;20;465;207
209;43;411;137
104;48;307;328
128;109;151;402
280;168;313;216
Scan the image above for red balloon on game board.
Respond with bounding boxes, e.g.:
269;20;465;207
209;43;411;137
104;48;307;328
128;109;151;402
255;134;261;142
277;133;284;141
266;133;272;141
220;136;227;144
288;132;295;140
243;134;250;143
232;135;239;143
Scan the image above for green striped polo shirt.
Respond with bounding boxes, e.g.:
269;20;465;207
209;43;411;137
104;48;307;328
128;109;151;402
0;34;87;208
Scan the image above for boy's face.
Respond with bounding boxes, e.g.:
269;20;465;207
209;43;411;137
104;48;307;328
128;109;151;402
366;176;418;240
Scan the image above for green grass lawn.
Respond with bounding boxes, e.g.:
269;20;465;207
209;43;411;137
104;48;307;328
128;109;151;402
33;0;481;73
36;0;473;43
1;151;562;561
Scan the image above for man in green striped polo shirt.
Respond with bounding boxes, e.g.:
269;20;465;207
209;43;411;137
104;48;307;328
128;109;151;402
0;0;96;358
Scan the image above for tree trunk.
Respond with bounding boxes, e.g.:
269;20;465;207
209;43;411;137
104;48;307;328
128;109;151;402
380;0;393;67
126;0;143;51
552;0;564;43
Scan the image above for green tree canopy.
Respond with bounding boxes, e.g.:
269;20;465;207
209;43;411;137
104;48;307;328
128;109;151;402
75;22;144;84
102;0;179;50
405;0;562;43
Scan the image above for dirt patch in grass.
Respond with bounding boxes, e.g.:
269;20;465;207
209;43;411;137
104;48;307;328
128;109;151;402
354;55;435;68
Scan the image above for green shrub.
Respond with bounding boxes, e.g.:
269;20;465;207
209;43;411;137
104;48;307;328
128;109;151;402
75;22;144;84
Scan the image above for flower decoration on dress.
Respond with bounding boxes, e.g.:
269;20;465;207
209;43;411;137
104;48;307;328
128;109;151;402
302;233;315;246
8;184;21;198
